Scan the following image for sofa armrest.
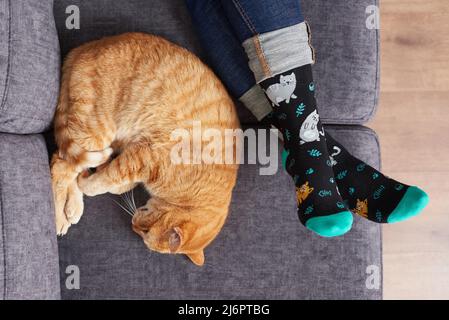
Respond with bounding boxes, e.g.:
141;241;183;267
303;0;380;124
0;133;60;299
0;0;60;134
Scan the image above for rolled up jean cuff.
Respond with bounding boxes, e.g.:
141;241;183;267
239;85;273;121
242;21;315;83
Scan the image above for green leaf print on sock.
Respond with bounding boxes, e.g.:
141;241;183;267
336;170;348;180
296;103;306;117
308;149;322;157
305;168;314;175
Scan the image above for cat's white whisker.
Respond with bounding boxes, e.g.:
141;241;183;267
111;198;134;217
121;192;134;214
130;189;137;212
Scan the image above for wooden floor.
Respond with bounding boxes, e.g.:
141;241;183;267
369;0;449;299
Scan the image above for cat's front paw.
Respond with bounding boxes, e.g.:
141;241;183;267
65;181;84;224
55;210;71;236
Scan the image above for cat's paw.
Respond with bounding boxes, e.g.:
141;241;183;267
55;210;71;236
65;181;84;224
51;155;74;236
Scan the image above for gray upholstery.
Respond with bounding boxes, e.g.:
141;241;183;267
57;126;382;300
303;0;380;124
0;133;60;299
53;0;379;125
0;0;382;300
0;0;60;134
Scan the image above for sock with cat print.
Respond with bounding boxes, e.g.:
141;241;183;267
318;134;428;223
278;131;430;223
261;65;353;237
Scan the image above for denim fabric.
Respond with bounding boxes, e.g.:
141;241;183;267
239;85;272;120
185;0;309;117
242;22;313;82
220;0;304;42
185;0;255;98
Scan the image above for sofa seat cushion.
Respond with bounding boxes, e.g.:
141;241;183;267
53;0;379;125
0;133;60;299
57;126;382;299
0;0;60;134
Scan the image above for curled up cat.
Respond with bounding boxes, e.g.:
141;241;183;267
51;33;240;266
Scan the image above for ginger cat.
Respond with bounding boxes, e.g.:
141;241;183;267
51;33;240;266
296;181;314;205
353;199;368;218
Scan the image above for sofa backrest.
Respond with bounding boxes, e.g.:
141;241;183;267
53;0;380;126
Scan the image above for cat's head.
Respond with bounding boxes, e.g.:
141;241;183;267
356;199;368;212
309;110;319;123
299;181;312;194
280;72;296;86
131;198;226;266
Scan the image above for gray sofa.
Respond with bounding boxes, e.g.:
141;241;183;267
0;0;382;299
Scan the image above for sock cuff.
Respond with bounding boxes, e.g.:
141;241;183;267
239;85;273;121
242;21;315;83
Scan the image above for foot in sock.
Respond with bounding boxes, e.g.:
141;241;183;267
279;132;429;224
323;134;429;223
260;65;353;237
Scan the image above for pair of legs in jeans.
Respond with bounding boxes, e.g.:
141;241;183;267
185;0;429;237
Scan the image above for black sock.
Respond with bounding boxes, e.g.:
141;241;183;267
324;135;429;223
269;112;429;224
260;65;353;237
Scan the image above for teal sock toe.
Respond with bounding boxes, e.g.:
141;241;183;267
305;211;353;237
387;186;429;224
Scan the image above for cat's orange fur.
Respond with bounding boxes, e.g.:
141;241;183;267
296;181;314;205
353;199;368;218
51;33;240;266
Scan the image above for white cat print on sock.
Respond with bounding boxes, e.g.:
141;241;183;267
299;110;324;144
264;72;297;107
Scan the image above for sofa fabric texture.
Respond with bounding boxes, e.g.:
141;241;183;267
0;0;60;134
0;133;60;299
57;126;382;300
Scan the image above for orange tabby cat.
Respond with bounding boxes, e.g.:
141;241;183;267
51;33;240;266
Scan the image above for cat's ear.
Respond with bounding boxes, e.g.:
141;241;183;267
187;250;205;266
280;75;284;80
290;72;296;79
168;227;183;253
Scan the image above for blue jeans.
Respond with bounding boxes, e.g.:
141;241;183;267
185;0;255;98
185;0;310;119
219;0;304;42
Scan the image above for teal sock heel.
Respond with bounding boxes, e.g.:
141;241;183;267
305;211;353;237
387;186;429;223
282;149;289;169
